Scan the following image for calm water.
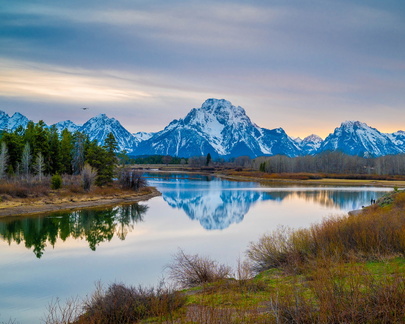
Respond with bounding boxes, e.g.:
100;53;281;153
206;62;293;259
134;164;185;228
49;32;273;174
0;173;391;323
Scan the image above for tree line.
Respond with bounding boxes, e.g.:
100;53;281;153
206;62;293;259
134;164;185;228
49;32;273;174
252;151;405;176
0;121;118;186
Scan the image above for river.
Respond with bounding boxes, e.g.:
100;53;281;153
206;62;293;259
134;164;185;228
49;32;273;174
0;173;391;323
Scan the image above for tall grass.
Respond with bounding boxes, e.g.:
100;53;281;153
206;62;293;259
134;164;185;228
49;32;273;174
247;192;405;273
267;261;405;323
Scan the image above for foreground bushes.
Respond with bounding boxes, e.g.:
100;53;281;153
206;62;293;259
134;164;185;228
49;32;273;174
247;191;405;273
167;249;233;288
267;261;405;323
44;282;186;324
44;191;405;323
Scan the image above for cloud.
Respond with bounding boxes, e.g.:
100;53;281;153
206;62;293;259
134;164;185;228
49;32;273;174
1;0;405;137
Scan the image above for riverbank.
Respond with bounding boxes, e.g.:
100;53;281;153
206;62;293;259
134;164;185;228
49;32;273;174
0;186;161;218
49;189;405;323
134;165;405;188
214;171;405;187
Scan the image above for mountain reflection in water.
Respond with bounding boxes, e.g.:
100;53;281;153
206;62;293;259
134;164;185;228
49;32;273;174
162;189;382;230
147;173;388;231
0;204;147;258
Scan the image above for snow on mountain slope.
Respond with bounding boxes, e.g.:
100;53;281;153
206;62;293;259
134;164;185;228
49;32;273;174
134;98;301;158
1;105;404;158
387;131;405;152
133;131;154;145
80;114;137;152
53;120;81;133
319;121;402;157
0;111;29;131
299;134;323;155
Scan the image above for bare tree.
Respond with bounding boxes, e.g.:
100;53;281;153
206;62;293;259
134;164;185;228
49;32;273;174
0;142;9;180
21;142;32;178
118;168;147;191
34;152;45;181
82;163;97;191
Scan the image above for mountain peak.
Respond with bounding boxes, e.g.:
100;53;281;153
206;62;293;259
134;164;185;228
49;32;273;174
340;120;369;129
200;98;247;119
94;113;110;120
303;134;323;143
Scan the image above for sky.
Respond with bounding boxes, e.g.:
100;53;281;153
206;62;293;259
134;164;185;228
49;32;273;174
1;0;405;139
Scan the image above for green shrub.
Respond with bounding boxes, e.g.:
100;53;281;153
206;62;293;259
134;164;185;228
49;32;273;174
51;174;62;190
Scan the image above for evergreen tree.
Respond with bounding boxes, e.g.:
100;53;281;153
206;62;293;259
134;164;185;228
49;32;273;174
60;129;74;174
72;131;87;174
206;153;212;166
1;131;24;172
101;132;118;185
48;125;62;174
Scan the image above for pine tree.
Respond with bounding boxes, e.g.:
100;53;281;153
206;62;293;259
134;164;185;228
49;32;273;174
60;129;74;174
101;132;118;185
206;153;212;166
72;131;87;174
1;131;24;172
48;125;62;174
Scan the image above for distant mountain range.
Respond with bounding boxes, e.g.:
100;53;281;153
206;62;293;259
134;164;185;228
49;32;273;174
0;99;404;158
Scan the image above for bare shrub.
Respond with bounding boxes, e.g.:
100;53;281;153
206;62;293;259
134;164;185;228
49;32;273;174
246;226;297;273
0;177;50;198
118;168;147;191
80;281;185;324
235;257;254;281
81;163;97;191
166;249;232;288
42;296;82;324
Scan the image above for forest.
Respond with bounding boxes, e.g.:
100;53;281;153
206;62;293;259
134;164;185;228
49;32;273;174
252;152;405;176
0;121;118;187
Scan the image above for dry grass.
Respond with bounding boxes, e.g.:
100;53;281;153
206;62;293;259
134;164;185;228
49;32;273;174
247;192;405;274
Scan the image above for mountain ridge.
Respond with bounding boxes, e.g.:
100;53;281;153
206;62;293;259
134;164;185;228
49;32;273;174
0;99;404;158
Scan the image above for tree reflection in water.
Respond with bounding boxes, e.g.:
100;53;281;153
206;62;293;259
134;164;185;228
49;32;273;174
0;204;148;258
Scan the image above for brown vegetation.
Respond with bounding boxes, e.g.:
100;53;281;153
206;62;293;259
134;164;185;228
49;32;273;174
43;282;186;324
43;190;405;323
0;173;157;217
247;191;405;273
166;249;233;289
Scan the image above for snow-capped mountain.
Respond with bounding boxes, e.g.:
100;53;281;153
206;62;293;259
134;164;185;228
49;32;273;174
0;111;29;131
319;121;403;157
298;134;323;155
53;120;81;133
387;130;405;147
163;189;262;230
134;98;301;158
80;114;137;152
1;103;404;157
133;131;154;145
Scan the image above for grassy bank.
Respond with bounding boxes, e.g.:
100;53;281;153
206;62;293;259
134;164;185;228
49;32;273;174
44;190;405;323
